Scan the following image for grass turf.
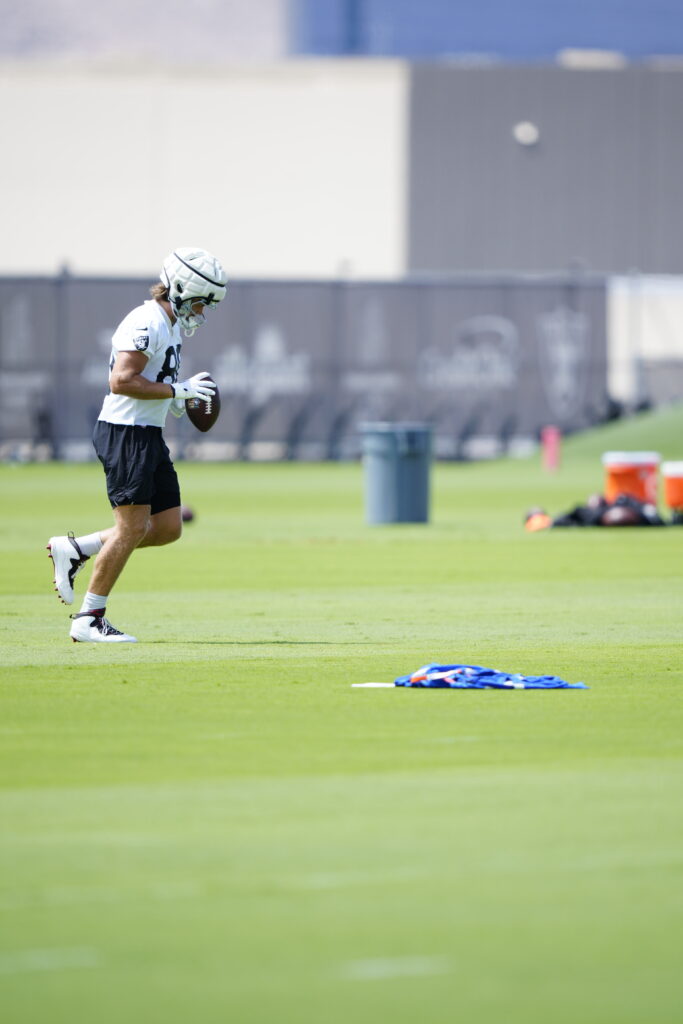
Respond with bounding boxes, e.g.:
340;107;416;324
1;405;682;1023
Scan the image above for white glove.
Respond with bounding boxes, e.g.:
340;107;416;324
169;398;186;418
172;372;216;402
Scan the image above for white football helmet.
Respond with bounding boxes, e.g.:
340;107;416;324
160;247;227;336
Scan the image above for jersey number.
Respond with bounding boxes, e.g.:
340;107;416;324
156;345;181;384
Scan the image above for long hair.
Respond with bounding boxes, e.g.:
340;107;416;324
149;282;169;301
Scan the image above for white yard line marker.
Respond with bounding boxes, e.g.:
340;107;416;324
351;682;394;688
341;955;450;981
0;947;101;975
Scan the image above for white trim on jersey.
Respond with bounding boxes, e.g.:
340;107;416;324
98;300;182;427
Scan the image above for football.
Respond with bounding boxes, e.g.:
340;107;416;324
600;504;642;526
186;382;220;432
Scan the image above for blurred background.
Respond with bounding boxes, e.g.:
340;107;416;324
1;0;682;461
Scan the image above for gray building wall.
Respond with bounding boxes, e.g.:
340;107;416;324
408;65;683;274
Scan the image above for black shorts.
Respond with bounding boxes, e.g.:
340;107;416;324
93;421;181;514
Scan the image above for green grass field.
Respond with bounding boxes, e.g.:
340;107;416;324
1;407;682;1024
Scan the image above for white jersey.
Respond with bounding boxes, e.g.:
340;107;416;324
98;299;182;427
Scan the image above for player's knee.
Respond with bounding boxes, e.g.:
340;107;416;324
165;521;183;545
121;518;150;547
153;520;182;546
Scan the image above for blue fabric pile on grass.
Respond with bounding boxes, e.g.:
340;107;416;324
394;663;587;690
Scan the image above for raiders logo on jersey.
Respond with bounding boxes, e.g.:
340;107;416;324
133;332;150;351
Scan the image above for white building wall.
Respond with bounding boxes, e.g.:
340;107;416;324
608;276;683;406
0;59;408;279
2;0;289;63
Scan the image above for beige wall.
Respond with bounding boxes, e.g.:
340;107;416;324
3;1;289;63
0;59;408;278
608;276;683;405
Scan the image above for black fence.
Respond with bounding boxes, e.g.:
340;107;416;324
0;273;608;461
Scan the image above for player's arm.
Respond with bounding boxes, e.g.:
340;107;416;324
109;350;174;399
110;351;217;402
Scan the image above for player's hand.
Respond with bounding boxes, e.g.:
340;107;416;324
172;372;216;403
169;398;186;418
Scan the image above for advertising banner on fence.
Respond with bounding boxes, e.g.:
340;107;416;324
0;275;608;460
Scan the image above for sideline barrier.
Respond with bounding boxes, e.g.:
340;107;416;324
0;273;610;459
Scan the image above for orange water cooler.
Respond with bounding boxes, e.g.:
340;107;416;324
662;461;683;511
601;451;661;505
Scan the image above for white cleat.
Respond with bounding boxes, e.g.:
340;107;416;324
70;612;137;644
47;533;90;605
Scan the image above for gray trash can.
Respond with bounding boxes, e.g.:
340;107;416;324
360;422;432;524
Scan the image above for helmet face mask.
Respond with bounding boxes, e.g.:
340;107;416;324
174;297;210;335
160;248;227;336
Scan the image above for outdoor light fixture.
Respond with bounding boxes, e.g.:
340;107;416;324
512;120;540;146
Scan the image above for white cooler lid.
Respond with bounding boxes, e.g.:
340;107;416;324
601;451;661;465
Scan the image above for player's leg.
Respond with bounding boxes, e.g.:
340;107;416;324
136;506;182;547
68;422;161;644
47;527;115;605
87;504;151;594
62;502;181;573
64;424;180;643
136;441;183;549
69;504;150;644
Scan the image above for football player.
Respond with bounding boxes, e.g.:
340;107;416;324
47;247;227;642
